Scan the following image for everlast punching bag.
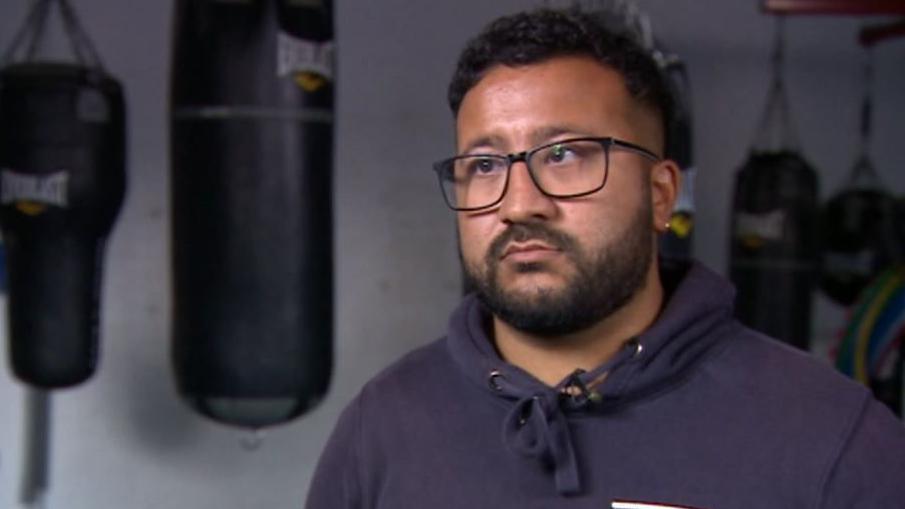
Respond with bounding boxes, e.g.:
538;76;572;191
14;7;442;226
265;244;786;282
171;0;333;428
821;160;900;305
656;50;695;266
584;4;696;266
819;52;902;306
0;0;126;387
729;20;818;350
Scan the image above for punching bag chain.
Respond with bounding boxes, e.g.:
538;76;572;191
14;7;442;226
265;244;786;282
858;48;874;158
754;17;800;153
574;0;654;51
24;0;53;62
2;0;48;64
57;0;106;70
850;47;880;189
770;16;785;89
2;0;106;71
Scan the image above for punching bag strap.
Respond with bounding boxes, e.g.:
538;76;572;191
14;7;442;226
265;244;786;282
57;0;106;70
660;51;694;161
858;47;874;159
753;17;800;153
19;389;51;507
1;0;50;64
2;0;106;71
849;46;880;189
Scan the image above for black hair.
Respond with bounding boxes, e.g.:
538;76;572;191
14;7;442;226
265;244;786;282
447;8;673;152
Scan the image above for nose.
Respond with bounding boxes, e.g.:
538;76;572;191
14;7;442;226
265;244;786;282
497;159;557;223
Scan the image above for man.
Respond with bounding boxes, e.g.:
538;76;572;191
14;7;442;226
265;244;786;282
307;8;905;508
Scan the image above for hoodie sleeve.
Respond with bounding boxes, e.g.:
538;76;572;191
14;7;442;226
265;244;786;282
305;395;363;509
817;397;905;508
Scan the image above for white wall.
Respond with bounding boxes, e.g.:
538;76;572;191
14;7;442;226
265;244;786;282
0;1;903;507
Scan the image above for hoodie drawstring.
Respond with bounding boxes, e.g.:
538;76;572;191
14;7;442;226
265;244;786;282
491;342;644;496
497;380;582;495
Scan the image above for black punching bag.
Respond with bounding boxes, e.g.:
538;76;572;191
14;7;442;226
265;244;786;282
170;0;334;428
820;160;901;305
729;20;818;350
584;4;696;266
819;52;902;305
657;51;695;266
730;153;818;349
0;1;126;387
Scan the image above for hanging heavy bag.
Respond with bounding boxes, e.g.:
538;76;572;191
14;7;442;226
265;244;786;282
819;51;902;306
821;165;900;305
170;0;334;428
656;51;695;266
0;0;126;387
729;20;819;350
585;3;697;266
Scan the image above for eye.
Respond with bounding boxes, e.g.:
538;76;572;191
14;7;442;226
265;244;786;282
465;156;504;176
476;158;495;173
545;143;577;164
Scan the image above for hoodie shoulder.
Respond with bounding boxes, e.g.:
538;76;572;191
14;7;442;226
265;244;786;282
711;325;870;412
364;337;453;393
721;328;905;505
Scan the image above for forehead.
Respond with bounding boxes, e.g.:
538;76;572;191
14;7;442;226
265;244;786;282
454;56;636;151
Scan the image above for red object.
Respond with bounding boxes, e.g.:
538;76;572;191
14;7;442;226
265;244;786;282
763;1;905;47
763;0;905;15
859;20;905;46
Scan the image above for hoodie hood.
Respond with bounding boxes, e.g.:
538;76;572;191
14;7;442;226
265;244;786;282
445;261;738;495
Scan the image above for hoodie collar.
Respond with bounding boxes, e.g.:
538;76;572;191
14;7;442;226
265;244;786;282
445;261;736;496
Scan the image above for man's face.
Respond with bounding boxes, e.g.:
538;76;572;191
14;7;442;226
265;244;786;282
455;56;669;336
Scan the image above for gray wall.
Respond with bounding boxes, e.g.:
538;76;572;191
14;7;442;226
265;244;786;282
0;1;903;507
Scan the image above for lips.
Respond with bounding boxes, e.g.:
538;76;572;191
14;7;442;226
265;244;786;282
500;241;560;260
486;223;574;266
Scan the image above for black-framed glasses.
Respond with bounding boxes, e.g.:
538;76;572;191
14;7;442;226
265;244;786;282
431;137;661;211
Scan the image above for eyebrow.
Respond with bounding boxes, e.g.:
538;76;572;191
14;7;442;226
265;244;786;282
459;134;507;155
458;124;599;155
530;125;597;145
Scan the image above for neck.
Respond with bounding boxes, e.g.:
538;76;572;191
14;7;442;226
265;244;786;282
493;262;664;387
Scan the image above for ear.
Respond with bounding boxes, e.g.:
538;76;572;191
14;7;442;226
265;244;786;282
649;159;681;234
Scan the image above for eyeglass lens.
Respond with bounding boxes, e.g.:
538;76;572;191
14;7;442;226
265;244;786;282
440;139;609;210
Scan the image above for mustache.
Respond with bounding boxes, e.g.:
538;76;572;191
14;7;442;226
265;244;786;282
486;223;579;261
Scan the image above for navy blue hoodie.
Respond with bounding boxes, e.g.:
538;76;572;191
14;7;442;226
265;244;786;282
306;263;905;508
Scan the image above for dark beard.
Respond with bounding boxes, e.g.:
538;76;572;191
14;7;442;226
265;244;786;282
462;203;653;337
